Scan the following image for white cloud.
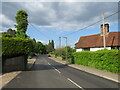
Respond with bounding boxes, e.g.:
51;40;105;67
1;14;14;27
2;0;119;2
2;2;118;32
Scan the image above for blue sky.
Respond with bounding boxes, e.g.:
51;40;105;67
1;1;118;48
27;21;118;48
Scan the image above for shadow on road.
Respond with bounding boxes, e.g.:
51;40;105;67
29;64;68;71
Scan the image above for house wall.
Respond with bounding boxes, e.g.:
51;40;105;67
76;47;111;52
76;48;82;52
90;47;111;51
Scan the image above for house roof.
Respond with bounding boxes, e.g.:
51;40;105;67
75;32;120;48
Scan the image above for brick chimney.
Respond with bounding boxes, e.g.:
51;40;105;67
101;23;109;35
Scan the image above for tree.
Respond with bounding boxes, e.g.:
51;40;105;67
51;40;54;51
46;40;55;53
33;38;36;43
15;10;28;38
2;28;16;37
35;42;46;54
7;28;16;36
54;46;75;63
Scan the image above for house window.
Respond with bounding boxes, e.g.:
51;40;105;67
83;48;90;51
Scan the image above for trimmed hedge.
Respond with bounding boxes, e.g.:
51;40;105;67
74;49;119;73
2;37;33;57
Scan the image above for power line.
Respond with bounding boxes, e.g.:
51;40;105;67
61;10;120;37
29;23;50;40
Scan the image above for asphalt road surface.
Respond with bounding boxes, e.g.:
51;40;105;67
3;55;119;89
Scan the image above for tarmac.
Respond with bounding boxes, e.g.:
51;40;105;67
49;55;120;83
1;55;119;88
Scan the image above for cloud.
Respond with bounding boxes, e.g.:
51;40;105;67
2;0;120;2
2;2;118;32
1;14;14;28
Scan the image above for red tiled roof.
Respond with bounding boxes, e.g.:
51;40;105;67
75;32;120;48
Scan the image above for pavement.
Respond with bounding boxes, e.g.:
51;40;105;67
27;56;37;70
0;71;21;89
49;55;120;83
2;55;119;89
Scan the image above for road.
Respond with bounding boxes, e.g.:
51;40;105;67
2;55;119;89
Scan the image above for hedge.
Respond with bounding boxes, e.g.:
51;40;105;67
74;49;119;73
2;37;33;58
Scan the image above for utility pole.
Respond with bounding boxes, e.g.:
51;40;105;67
102;13;106;49
63;37;68;64
59;37;61;48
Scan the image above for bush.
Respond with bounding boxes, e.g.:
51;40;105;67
74;49;119;73
2;37;33;58
54;46;75;63
54;48;66;58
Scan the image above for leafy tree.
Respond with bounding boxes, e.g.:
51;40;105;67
46;40;55;53
54;46;75;63
15;10;29;38
33;38;36;43
46;44;52;53
51;40;55;51
7;28;16;35
34;41;47;54
2;28;16;37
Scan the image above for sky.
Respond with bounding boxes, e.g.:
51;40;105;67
1;0;119;48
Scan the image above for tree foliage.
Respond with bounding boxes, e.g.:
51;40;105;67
15;10;29;38
54;46;75;63
31;38;47;55
46;40;55;53
2;28;16;37
34;42;46;54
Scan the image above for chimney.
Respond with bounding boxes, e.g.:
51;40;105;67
101;23;109;35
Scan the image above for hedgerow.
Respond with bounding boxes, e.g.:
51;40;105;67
2;37;33;58
74;49;119;73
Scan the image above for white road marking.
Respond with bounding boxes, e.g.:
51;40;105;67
48;63;61;74
54;68;61;74
52;66;61;74
67;78;84;89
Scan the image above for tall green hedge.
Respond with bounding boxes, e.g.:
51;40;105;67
74;49;119;73
2;37;33;58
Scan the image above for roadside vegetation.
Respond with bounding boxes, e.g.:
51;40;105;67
53;46;76;64
1;10;119;74
51;48;119;73
1;10;55;71
74;49;119;73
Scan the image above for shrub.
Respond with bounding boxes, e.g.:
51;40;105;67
54;48;66;58
74;49;119;73
54;46;75;63
2;37;33;58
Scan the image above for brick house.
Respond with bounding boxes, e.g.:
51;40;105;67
75;24;120;52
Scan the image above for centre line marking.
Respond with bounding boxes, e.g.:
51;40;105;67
48;63;61;74
54;68;61;73
67;78;84;89
52;66;61;74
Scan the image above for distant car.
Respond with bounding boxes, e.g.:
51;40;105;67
47;54;51;57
